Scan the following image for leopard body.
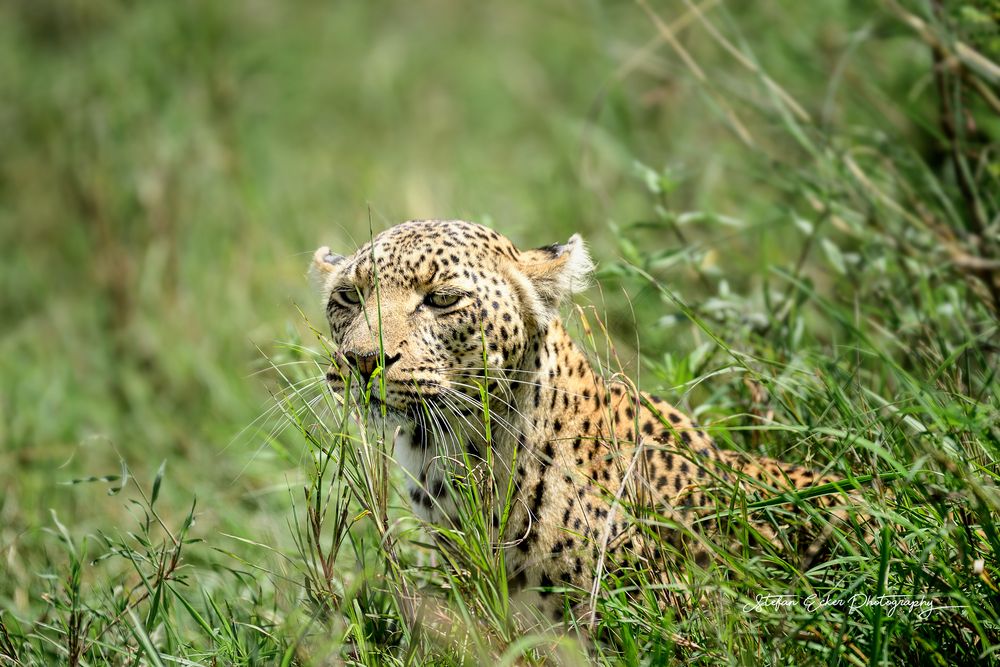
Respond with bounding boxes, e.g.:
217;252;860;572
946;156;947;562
312;220;841;622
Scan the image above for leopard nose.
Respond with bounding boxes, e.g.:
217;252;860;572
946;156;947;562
342;351;400;385
343;351;377;383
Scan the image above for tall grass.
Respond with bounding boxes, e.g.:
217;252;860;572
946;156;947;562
2;1;998;665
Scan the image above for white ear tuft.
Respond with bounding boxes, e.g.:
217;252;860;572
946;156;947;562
559;234;596;295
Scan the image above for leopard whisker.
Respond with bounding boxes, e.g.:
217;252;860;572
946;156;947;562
432;387;541;482
428;388;488;453
246;359;327;379
443;379;538;437
430;388;518;486
447;371;593;400
236;387;330;481
414;395;461;459
225;375;328;456
435;385;524;445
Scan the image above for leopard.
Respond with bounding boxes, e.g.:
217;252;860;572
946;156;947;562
311;219;856;625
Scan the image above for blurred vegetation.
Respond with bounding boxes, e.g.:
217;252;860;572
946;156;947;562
1;0;998;665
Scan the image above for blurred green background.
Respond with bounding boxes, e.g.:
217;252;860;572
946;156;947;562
1;0;994;636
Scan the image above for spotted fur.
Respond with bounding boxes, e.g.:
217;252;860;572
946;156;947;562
312;220;846;623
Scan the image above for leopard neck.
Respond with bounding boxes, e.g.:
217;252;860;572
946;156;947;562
505;319;602;442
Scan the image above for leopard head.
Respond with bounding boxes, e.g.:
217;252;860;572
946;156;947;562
311;220;593;425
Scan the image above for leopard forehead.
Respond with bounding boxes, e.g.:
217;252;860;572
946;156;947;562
338;219;520;287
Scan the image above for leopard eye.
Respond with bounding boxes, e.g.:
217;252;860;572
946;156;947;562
425;292;461;309
335;287;362;306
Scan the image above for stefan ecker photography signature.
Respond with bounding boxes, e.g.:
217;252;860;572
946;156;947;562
743;593;966;620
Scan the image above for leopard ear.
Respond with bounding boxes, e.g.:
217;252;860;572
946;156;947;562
516;234;594;325
310;246;345;293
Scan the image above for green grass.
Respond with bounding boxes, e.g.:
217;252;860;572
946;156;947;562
2;0;999;664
